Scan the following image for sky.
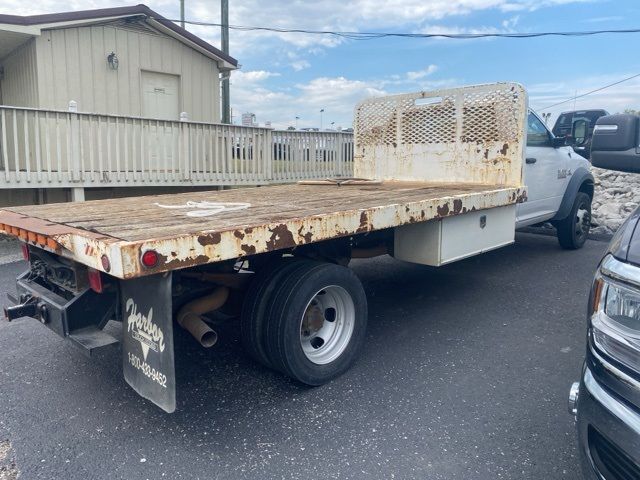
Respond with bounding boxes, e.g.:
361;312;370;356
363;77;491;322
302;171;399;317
3;0;640;129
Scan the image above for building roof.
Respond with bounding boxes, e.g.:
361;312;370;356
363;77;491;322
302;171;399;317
0;4;237;68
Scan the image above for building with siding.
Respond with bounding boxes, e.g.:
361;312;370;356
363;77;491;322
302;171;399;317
0;5;239;205
0;5;237;121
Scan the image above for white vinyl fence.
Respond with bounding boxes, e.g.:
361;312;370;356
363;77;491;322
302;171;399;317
0;105;354;189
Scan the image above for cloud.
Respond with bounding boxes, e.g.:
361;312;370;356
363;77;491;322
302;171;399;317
415;15;520;37
290;60;311;72
499;0;592;12
233;70;280;83
230;70;391;129
582;16;623;23
406;65;439;81
229;67;462;129
529;73;640;124
1;0;588;55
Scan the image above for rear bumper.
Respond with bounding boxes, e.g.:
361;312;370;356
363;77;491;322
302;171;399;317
573;355;640;479
10;271;118;355
8;269;177;412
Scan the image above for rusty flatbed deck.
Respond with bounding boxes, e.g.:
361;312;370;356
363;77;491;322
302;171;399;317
0;182;526;279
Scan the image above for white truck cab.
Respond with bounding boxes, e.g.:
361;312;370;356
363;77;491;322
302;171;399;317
517;110;594;249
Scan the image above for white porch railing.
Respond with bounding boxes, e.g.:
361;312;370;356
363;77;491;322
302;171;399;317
271;130;353;182
0;105;354;189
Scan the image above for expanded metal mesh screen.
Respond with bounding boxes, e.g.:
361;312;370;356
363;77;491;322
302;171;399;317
353;83;527;186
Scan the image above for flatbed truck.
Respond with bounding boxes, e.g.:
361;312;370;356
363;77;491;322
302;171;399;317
0;83;589;412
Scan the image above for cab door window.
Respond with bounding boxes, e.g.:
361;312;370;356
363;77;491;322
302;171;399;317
527;113;551;147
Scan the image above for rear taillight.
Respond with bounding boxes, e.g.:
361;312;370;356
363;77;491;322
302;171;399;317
20;243;29;261
101;254;111;272
141;250;159;268
88;268;103;293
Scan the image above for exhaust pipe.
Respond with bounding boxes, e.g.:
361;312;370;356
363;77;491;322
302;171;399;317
176;287;229;348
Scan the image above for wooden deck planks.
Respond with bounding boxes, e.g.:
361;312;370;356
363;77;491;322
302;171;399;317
6;182;508;242
1;181;526;278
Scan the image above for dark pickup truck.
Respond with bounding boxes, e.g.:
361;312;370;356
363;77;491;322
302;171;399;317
568;113;640;479
552;109;609;159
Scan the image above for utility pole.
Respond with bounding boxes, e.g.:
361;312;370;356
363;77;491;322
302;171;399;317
320;109;324;130
221;0;231;124
180;0;185;28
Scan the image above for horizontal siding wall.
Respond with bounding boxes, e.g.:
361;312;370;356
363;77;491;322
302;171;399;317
0;39;38;108
34;23;220;122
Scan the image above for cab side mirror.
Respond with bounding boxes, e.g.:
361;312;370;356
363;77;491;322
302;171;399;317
572;119;589;147
591;114;640;173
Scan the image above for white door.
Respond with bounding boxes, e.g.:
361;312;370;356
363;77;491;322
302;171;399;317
516;112;570;226
141;72;180;172
141;71;180;120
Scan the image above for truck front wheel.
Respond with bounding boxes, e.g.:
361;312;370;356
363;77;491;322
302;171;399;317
556;191;591;250
264;262;368;386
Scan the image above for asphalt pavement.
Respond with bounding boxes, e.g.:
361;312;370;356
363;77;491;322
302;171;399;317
0;233;607;479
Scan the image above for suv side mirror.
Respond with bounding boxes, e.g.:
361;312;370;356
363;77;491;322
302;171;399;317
572;119;589;146
591;114;640;173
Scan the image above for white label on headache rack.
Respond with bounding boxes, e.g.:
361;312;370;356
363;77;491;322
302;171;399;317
154;201;251;217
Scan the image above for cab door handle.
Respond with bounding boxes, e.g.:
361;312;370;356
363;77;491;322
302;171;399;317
526;157;537;164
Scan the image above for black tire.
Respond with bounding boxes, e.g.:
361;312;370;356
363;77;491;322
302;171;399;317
557;191;592;250
240;258;316;367
264;262;367;386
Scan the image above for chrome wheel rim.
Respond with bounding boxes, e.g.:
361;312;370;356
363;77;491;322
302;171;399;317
575;204;591;242
300;285;355;365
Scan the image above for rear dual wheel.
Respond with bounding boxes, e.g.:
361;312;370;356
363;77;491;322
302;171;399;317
241;259;367;385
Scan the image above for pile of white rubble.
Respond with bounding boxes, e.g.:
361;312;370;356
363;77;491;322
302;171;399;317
591;167;640;235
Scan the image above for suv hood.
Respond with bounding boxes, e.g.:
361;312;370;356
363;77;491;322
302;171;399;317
608;205;640;266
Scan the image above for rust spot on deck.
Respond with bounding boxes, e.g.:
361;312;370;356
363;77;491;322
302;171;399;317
233;230;245;240
241;243;257;255
197;233;222;246
500;143;509;155
266;224;296;250
357;211;369;233
297;225;313;243
452;199;463;214
159;253;212;271
516;190;528;203
436;203;450;217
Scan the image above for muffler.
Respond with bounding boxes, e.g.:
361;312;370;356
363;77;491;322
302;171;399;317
176;287;229;348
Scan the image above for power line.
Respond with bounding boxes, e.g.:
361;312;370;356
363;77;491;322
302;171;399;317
160;18;640;40
163;15;640;111
539;72;640;111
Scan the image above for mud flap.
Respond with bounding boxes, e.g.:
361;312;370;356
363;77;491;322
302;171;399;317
121;273;176;413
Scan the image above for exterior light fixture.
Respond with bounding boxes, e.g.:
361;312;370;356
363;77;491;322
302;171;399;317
107;52;119;70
